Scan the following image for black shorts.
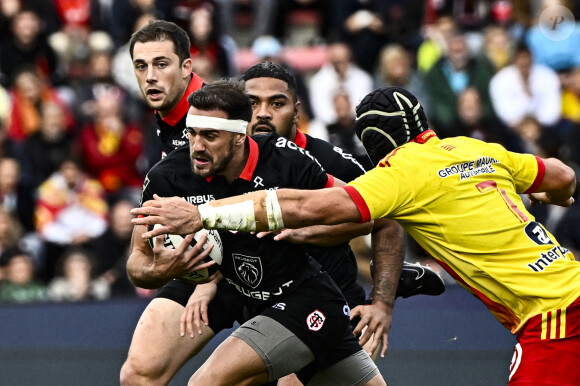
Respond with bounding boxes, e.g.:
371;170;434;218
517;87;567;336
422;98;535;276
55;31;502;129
259;271;361;368
155;279;247;333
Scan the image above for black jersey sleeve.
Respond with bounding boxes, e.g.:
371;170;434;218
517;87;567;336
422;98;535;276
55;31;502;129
305;135;370;183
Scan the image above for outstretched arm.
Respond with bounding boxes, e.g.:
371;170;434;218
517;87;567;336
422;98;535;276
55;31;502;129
131;188;363;238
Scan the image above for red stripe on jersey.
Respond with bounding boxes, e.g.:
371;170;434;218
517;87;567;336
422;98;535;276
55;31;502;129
379;148;401;167
524;156;545;194
325;173;334;188
160;73;204;126
294;130;307;149
341;186;371;222
239;137;259;181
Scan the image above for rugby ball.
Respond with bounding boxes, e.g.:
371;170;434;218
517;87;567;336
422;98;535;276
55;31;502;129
147;224;223;284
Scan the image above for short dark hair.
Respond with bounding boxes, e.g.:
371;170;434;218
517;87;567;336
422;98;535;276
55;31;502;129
242;62;298;102
187;79;252;121
129;20;191;64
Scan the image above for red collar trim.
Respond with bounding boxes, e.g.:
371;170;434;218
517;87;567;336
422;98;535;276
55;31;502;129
294;130;307;149
239;137;259;181
160;73;204;126
410;130;437;144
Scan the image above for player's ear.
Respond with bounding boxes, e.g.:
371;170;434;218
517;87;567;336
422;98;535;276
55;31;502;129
235;133;246;146
182;58;193;78
293;100;301;123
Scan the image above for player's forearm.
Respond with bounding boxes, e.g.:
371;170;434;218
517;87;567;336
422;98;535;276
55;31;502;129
292;222;373;246
127;227;172;289
201;188;362;232
126;249;171;289
370;219;405;308
538;158;576;202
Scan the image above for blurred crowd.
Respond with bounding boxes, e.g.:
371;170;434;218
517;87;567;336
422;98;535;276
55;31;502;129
0;0;579;303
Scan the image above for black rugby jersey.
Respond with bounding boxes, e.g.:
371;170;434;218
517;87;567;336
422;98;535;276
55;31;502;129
154;73;204;157
141;133;333;313
295;130;371;305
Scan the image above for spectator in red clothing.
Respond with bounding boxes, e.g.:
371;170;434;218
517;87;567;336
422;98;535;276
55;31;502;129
7;66;74;142
77;85;144;202
35;156;108;282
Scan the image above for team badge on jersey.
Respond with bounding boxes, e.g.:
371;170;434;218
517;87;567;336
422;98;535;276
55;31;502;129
307;309;326;331
233;254;263;288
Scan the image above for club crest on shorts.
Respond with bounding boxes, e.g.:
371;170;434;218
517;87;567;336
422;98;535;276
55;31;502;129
307;309;326;331
233;253;263;288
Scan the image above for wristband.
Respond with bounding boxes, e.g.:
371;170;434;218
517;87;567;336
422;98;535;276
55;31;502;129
265;190;284;231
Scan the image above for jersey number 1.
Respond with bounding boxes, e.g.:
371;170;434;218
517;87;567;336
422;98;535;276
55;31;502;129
475;180;529;223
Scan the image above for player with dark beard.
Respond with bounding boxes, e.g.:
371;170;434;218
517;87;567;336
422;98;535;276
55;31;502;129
130;79;386;385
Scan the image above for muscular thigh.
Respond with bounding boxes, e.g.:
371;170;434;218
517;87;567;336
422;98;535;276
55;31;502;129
127;298;214;371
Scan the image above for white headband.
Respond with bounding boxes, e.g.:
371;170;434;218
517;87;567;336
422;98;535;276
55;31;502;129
186;114;248;134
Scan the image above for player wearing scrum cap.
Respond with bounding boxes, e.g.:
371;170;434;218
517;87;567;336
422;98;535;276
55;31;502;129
129;79;386;385
134;86;580;386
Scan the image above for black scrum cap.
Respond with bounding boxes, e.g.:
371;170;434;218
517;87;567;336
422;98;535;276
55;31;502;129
355;87;429;165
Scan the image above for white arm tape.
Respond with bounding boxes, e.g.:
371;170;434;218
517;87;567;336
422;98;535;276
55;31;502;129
198;200;257;231
265;190;285;231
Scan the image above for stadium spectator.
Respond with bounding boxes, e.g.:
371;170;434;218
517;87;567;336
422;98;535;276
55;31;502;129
34;157;108;282
325;90;372;170
416;15;457;74
489;42;562;142
0;247;47;303
0;83;10;124
214;0;276;41
72;49;141;126
0;157;35;233
561;66;580;124
271;0;331;43
525;0;580;73
0;208;23;259
20;102;75;189
447;87;510;146
186;2;235;78
309;41;373;126
110;0;163;49
338;0;425;73
0;8;62;87
47;247;110;302
7;66;74;142
374;43;430;112
424;29;496;137
86;198;138;297
482;25;514;72
77;85;144;202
